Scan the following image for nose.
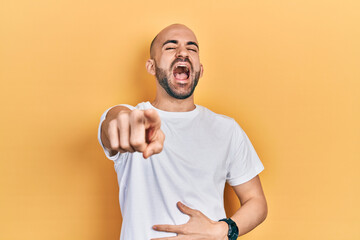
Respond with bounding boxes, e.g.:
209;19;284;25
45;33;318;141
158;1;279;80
175;45;189;59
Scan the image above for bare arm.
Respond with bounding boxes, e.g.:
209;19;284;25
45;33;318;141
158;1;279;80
231;175;268;236
100;106;165;158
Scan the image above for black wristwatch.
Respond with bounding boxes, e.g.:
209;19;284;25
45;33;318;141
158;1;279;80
219;218;239;240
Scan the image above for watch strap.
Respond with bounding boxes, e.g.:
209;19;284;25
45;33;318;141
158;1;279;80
219;218;239;240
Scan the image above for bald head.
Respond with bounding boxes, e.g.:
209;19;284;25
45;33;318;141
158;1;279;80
145;23;203;100
150;24;199;58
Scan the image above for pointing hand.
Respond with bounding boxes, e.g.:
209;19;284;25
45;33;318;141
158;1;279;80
101;107;165;158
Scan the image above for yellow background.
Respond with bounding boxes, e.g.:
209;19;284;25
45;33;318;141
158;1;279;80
1;0;359;239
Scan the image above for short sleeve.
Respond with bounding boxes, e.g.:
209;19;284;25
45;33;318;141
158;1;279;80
226;120;264;186
97;104;135;161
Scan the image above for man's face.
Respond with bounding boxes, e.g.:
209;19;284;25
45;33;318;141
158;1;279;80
151;25;203;99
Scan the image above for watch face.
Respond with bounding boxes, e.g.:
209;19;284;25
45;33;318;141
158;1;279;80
228;221;239;240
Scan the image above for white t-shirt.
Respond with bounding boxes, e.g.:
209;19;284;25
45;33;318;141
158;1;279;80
98;101;264;240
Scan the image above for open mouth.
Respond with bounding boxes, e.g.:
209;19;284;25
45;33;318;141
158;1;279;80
173;65;190;80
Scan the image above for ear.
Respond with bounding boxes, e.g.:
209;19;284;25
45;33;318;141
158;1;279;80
146;59;156;76
200;64;204;78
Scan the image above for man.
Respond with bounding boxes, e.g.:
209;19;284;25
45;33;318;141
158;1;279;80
98;24;267;240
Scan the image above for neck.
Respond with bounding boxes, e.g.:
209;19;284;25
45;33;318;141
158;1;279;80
151;95;196;112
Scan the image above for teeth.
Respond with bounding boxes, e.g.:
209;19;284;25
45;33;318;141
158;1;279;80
176;65;189;69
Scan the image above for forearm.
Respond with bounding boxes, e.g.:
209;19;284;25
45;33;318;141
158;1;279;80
231;196;267;236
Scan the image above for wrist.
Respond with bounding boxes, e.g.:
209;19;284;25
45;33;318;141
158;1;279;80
219;218;239;240
212;221;228;240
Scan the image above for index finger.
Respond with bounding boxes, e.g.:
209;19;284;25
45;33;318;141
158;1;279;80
144;109;161;129
152;224;184;234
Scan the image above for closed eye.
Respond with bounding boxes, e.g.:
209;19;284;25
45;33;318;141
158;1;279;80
165;47;175;50
188;48;197;52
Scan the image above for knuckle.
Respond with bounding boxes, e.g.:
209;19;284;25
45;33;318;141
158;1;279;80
130;109;141;117
146;108;156;116
182;226;190;235
193;210;200;216
109;141;119;150
130;110;144;123
130;138;145;149
119;142;131;150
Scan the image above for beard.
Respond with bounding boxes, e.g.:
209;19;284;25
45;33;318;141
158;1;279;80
155;60;200;100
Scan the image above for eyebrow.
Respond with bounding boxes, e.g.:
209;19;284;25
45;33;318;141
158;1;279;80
187;41;199;49
162;40;199;50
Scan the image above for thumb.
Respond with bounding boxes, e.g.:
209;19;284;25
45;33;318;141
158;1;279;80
177;201;196;217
